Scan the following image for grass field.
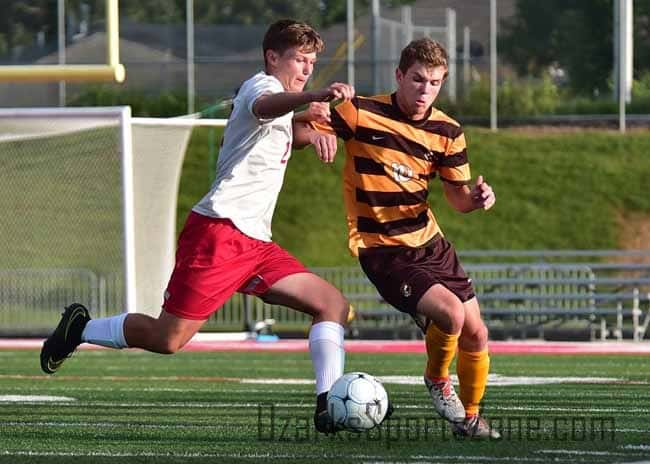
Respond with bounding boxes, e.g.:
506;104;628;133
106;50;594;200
3;127;649;271
1;349;649;463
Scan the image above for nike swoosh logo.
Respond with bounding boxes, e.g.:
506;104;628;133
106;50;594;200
64;307;86;341
47;357;64;372
371;135;385;141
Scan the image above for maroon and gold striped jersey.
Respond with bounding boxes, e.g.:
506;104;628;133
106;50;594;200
313;94;471;256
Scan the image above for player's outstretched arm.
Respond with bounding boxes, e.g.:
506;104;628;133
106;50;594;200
294;102;331;124
443;175;496;213
254;82;354;120
293;121;338;163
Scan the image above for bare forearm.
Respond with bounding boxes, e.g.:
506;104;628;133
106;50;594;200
443;175;496;212
254;91;317;119
443;184;475;213
292;121;313;148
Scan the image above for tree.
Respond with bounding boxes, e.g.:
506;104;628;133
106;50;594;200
0;1;51;60
499;0;615;96
634;1;650;79
0;0;418;62
499;0;650;97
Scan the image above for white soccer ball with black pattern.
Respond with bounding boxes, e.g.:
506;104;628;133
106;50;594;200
327;372;389;432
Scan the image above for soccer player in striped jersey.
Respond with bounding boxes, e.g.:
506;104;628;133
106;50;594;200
296;38;500;439
40;19;355;435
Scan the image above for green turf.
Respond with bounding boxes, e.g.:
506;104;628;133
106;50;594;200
0;350;648;463
3;127;649;271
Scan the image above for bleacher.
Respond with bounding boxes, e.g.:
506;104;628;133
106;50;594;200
1;251;649;341
338;253;650;341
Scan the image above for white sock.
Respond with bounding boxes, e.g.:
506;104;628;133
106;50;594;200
309;321;345;395
81;313;129;349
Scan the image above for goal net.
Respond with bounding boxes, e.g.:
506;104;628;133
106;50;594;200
0;107;203;334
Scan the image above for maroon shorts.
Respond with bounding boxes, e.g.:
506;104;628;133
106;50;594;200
358;234;475;316
162;212;309;320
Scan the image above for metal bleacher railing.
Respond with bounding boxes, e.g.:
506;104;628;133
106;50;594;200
208;250;650;341
1;251;649;341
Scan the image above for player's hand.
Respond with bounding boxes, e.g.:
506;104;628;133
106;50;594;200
471;175;495;210
305;102;331;124
312;82;355;103
309;131;338;163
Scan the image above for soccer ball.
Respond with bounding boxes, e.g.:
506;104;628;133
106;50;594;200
327;372;389;432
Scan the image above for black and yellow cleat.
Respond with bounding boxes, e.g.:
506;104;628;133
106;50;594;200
40;303;91;374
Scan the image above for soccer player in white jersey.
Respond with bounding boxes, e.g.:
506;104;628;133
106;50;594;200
40;19;356;434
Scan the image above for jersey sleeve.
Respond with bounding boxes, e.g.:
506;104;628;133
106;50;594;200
240;74;285;123
311;98;358;140
438;131;471;185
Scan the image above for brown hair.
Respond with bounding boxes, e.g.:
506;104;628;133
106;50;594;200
398;38;448;77
262;19;324;65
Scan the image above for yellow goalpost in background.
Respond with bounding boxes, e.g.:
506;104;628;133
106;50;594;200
0;0;125;83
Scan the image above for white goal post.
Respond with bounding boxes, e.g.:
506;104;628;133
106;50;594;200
0;107;226;332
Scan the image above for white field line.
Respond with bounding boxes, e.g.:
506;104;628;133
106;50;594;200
0;395;75;402
2;373;642;387
0;451;562;462
615;429;650;433
487;405;650;413
0;386;311;395
1;421;226;429
621;444;650;450
2;398;649;415
409;457;546;462
0;400;297;408
535;449;629;456
239;374;627;386
379;375;624;386
0;451;380;460
3;420;648;440
4;385;649;401
362;461;565;464
240;379;313;384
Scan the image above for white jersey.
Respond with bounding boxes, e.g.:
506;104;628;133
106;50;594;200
193;72;293;241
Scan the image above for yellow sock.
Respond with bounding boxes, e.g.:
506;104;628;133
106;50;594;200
456;349;490;416
424;323;459;380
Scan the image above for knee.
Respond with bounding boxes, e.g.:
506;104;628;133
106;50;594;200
447;310;465;334
436;302;465;334
474;322;489;345
313;291;349;324
156;336;187;355
461;322;489;350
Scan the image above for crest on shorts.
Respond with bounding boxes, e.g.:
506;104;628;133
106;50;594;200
400;282;412;298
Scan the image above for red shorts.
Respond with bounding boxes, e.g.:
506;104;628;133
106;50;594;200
162;212;309;320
